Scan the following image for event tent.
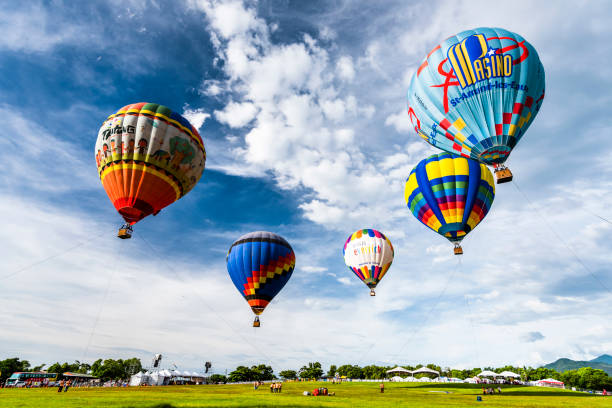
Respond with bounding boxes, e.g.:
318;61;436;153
498;371;520;378
477;370;498;377
411;367;440;377
386;367;412;375
129;369;207;386
536;378;564;388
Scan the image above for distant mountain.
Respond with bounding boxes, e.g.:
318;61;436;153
590;354;612;365
542;355;612;376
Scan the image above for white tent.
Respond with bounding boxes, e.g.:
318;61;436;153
498;371;520;378
536;378;564;388
129;371;152;386
464;376;480;384
386;366;412;374
477;370;498;377
411;367;440;377
390;376;405;382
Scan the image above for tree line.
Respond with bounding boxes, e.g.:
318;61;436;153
2;357;611;390
221;362;612;390
0;358;142;382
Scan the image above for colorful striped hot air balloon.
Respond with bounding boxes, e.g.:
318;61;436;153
343;229;394;296
405;153;495;255
407;27;545;183
95;103;206;238
226;231;296;327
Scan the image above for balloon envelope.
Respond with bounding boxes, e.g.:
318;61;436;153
95;102;206;225
226;231;296;315
343;229;394;290
405;153;495;244
407;27;545;165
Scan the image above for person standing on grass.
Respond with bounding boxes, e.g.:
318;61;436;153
64;379;71;392
57;380;64;393
270;382;274;393
279;382;282;393
380;383;384;393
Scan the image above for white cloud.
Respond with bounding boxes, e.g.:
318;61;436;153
215;101;258;128
385;109;412;133
301;266;328;274
0;5;90;53
0;105;95;192
182;106;211;130
336;55;355;81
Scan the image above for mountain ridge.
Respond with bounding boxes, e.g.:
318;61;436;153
542;354;612;376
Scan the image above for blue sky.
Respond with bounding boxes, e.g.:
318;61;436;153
1;0;611;375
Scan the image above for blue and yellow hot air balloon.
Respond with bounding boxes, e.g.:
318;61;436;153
226;231;296;327
407;27;545;183
405;153;495;255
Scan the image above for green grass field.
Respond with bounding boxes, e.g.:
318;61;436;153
1;382;610;408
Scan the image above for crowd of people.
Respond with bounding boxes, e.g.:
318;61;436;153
483;386;502;395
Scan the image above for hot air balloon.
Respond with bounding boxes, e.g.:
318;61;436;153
95;102;206;238
407;27;545;183
343;229;394;296
405;153;495;255
226;231;296;327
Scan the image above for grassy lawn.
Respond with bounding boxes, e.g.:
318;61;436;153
0;382;609;408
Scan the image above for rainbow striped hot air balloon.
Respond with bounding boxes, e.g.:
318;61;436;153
405;153;495;255
407;27;545;183
95;102;206;238
343;229;394;296
226;232;296;327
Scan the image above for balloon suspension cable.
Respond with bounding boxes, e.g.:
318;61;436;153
581;207;612;226
137;234;276;364
82;236;124;362
1;227;108;281
388;256;461;363
512;180;611;294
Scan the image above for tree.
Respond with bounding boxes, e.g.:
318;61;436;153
251;364;275;381
327;365;337;378
336;364;363;379
279;370;297;380
362;365;388;380
299;362;323;379
0;358;31;382
228;366;256;382
123;358;142;376
208;374;227;384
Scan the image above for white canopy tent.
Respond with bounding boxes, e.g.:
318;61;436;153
498;371;520;378
390;376;405;382
536;378;564;388
411;367;440;377
477;370;498;377
129;369;206;386
386;367;412;375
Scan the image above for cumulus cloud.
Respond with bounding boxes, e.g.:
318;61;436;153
188;0;426;231
182;106;211;131
214;101;257;128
